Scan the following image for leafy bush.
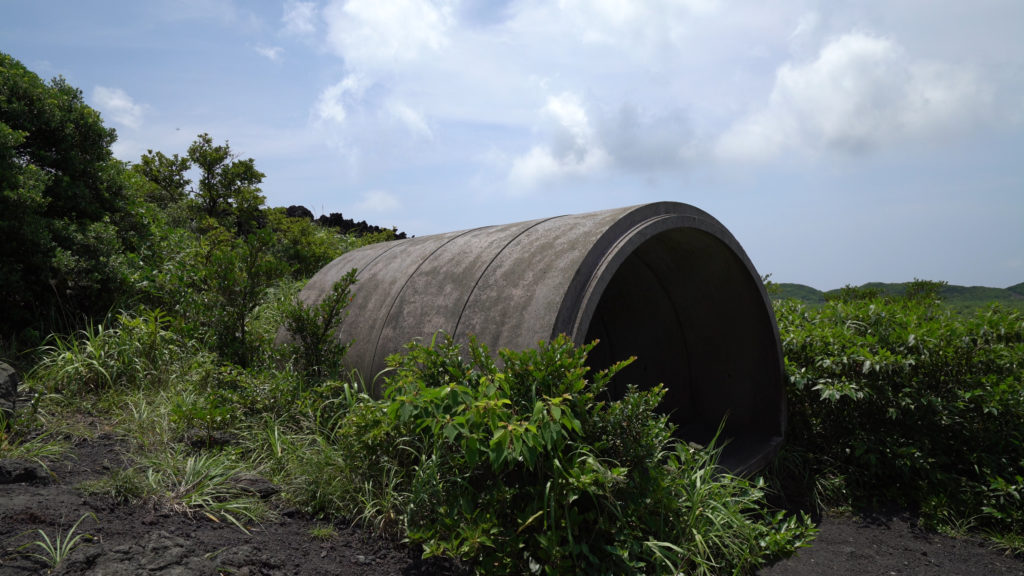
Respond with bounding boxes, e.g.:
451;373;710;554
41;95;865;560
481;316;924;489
265;208;353;279
326;334;813;575
281;268;357;382
778;296;1024;537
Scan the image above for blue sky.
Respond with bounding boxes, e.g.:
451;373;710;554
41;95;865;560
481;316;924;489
4;0;1022;290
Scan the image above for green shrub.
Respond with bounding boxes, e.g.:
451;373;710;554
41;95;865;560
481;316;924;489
265;208;351;279
281;268;358;383
327;334;813;575
778;296;1024;537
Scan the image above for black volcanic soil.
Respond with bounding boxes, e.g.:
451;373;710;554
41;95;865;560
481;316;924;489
757;513;1024;576
2;432;1023;575
0;431;467;576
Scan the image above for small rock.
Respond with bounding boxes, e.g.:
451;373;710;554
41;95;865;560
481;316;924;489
1;361;20;418
0;458;50;485
183;428;238;449
83;531;217;576
215;544;280;570
231;473;279;499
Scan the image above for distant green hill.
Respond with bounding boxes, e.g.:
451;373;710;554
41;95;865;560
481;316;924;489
774;283;825;304
772;281;1024;313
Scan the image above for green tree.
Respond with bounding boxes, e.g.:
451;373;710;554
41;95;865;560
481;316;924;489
187;133;266;236
824;284;884;303
134;134;269;237
133;150;190;208
0;52;131;340
265;208;351;279
903;278;948;302
201;228;288;366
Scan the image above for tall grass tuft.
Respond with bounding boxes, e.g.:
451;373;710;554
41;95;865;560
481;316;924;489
19;513;96;570
141;448;271;533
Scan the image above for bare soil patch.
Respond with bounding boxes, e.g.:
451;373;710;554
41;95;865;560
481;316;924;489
0;433;466;576
2;433;1022;575
758;512;1024;576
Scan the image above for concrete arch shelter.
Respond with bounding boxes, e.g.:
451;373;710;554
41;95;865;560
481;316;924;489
291;202;785;473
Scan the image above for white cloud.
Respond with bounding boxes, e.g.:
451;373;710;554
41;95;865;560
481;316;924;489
717;32;990;161
254;45;283;61
542;0;719;55
314;74;367;125
788;12;819;53
92;86;144;130
312;76;435;141
507;94;696;187
323;0;454;69
356;189;401;212
544;93;597;163
598;104;696;171
282;1;317;36
387;100;433;139
508;92;609;188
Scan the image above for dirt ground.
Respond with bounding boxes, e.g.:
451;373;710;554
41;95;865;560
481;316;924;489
2;433;1023;575
0;432;468;576
757;513;1024;576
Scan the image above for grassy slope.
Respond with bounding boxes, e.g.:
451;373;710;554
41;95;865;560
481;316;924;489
774;281;1024;312
774;283;826;305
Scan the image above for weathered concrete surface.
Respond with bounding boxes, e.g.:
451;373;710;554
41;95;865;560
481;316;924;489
290;202;784;474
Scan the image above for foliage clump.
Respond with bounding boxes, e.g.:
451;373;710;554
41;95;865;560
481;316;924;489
777;291;1024;541
326;334;814;575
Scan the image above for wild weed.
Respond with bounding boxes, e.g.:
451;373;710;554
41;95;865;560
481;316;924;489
30;323;117;395
141;448;271;533
78;466;153;504
0;410;66;468
19;513;96;570
309;524;338;540
355;461;408;538
114;390;176;452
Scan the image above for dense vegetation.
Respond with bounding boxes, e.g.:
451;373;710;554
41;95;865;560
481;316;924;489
2;53;818;574
1;52;137;339
4;52;1023;573
771;282;1024;551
